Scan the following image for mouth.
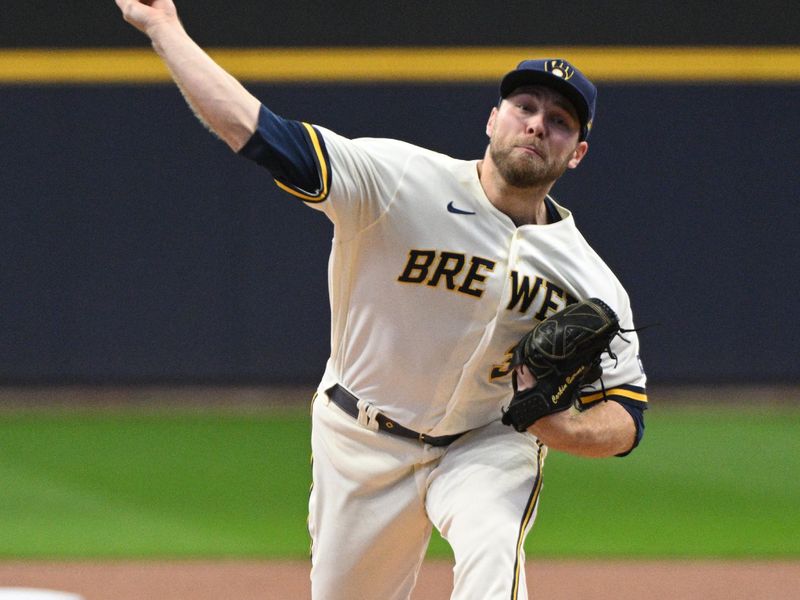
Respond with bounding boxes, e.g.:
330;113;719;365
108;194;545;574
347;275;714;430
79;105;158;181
516;145;544;160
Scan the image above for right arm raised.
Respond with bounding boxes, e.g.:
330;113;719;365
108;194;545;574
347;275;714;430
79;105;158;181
115;0;260;151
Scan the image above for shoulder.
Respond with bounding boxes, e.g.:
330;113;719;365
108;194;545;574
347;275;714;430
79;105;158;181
317;127;458;165
533;200;635;317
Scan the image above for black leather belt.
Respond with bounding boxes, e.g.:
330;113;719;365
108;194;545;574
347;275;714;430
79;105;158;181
326;384;463;447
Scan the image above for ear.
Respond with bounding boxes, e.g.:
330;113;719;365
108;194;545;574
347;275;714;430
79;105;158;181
486;106;499;138
567;141;589;169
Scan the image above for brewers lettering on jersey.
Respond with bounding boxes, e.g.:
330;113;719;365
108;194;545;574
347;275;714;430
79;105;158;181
116;2;648;598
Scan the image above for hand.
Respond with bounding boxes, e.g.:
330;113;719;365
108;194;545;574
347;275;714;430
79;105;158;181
513;364;576;433
513;365;537;391
115;0;180;37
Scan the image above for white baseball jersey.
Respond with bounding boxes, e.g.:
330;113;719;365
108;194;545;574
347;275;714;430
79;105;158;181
290;128;647;436
240;105;648;600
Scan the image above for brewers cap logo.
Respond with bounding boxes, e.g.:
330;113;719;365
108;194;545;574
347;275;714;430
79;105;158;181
544;59;574;81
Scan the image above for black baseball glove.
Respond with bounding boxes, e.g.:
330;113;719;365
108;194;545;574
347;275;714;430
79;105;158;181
501;297;620;432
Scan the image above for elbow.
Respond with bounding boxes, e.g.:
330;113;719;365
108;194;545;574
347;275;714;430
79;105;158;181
201;96;261;153
227;135;250;154
218;122;257;154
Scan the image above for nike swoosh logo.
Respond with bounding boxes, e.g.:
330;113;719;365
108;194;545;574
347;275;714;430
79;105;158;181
447;201;476;215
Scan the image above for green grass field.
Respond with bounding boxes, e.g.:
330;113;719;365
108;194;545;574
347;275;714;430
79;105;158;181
1;402;798;559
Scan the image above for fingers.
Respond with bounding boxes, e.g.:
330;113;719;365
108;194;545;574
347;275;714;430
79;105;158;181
514;365;537;391
115;0;178;36
115;0;150;30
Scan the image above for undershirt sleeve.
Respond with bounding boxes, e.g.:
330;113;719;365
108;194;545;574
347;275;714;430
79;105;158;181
612;398;646;457
238;104;331;203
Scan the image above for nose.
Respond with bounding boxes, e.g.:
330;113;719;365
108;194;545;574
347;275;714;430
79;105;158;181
525;113;546;137
525;113;547;138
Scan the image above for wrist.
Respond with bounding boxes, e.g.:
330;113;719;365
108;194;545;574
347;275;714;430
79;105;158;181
529;408;576;436
147;17;187;53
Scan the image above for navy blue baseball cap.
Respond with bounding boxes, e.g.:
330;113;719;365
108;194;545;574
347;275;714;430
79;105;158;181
500;58;597;140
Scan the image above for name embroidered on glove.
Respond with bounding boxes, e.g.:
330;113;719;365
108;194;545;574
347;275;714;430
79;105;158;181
551;365;588;404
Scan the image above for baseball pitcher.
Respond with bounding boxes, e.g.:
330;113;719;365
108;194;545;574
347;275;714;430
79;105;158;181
115;2;648;598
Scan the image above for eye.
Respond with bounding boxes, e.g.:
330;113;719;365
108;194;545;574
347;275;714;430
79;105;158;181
550;113;574;130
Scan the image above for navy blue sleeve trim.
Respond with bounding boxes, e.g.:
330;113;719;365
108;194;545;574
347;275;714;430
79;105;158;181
613;398;646;457
238;105;331;202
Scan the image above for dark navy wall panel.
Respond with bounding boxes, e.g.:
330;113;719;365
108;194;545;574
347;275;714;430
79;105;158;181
549;85;800;382
2;83;799;383
0;86;335;383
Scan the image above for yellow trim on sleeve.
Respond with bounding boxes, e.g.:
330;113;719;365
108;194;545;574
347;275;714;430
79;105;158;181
272;122;330;202
580;387;648;404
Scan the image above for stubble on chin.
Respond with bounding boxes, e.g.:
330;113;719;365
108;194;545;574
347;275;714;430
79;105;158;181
489;142;569;189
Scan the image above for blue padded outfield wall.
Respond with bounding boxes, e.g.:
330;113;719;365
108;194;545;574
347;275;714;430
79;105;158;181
2;83;799;384
1;2;799;384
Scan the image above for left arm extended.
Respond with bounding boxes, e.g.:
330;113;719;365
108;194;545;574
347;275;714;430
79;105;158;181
529;400;636;458
514;364;637;457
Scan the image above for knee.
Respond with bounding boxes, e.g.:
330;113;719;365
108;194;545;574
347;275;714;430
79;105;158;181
447;519;526;568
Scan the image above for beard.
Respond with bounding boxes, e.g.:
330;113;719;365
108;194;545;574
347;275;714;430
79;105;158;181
489;138;572;188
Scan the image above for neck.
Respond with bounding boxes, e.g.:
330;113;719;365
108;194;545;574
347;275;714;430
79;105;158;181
476;158;553;227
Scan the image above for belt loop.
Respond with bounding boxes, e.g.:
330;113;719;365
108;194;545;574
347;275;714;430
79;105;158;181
327;384;465;446
356;398;381;432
